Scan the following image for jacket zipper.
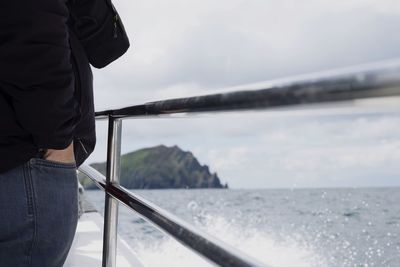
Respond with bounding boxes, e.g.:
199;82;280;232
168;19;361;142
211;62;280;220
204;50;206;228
76;138;89;156
69;37;88;158
111;3;119;38
69;33;83;109
113;13;119;38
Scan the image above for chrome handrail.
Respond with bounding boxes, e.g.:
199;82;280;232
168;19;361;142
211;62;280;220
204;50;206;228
82;59;400;267
96;59;400;119
79;164;266;267
102;118;122;267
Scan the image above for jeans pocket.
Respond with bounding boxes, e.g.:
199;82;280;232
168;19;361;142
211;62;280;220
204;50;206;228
27;159;78;266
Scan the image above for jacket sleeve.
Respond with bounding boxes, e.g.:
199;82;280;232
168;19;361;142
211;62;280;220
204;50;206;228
0;0;80;149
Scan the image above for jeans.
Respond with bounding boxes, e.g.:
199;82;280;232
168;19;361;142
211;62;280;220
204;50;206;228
0;157;78;267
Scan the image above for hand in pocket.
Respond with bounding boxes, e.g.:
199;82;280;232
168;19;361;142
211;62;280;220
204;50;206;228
42;142;75;164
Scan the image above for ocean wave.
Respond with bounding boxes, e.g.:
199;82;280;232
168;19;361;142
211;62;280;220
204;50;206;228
133;214;327;267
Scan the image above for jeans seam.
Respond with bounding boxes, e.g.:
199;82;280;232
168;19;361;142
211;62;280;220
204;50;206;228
25;162;38;267
23;163;34;216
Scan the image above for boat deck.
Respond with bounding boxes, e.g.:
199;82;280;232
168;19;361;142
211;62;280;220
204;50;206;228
64;196;144;267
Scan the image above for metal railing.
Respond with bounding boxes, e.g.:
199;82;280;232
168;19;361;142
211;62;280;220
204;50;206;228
79;59;400;267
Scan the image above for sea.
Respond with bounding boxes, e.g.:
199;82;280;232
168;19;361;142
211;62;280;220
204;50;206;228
85;188;400;267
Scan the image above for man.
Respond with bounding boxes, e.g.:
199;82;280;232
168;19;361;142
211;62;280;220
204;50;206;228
0;0;96;265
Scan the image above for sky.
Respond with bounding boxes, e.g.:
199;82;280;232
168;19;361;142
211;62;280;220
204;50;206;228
86;0;400;188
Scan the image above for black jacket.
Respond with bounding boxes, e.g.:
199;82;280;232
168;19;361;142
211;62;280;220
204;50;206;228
0;0;95;174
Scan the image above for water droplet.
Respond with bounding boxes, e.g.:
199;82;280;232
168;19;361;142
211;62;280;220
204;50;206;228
187;201;198;211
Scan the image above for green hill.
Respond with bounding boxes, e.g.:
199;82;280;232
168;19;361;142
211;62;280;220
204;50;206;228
80;145;228;189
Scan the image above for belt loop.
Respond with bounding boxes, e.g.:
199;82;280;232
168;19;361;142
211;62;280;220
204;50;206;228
36;148;47;159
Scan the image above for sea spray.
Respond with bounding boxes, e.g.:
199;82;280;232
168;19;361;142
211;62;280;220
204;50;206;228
132;202;327;267
85;188;400;267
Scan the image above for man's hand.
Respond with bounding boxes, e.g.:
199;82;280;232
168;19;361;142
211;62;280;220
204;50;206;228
43;141;75;164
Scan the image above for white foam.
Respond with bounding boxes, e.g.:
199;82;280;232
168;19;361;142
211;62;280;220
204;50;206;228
133;215;327;267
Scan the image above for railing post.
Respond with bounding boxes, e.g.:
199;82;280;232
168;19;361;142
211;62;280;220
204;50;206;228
102;116;122;267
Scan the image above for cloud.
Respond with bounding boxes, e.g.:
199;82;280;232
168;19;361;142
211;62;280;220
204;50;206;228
92;0;400;110
87;112;400;188
86;0;400;188
207;147;250;170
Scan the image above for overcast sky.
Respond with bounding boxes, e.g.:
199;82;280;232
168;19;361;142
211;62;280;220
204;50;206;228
87;0;400;188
